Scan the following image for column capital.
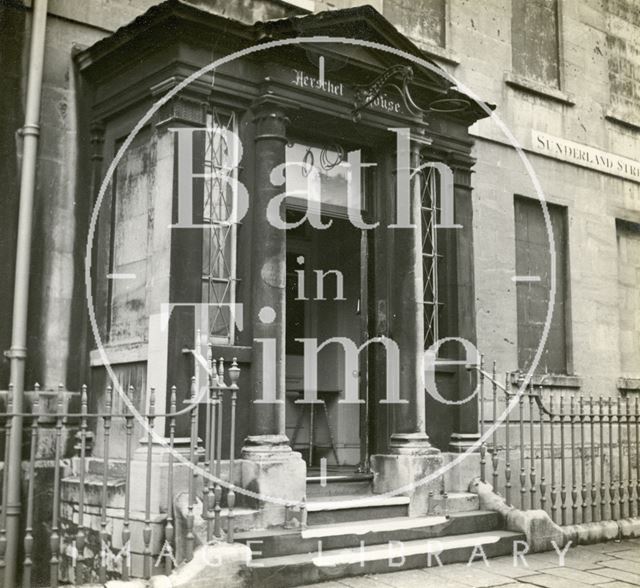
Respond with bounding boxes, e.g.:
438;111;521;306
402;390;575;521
155;95;207;129
251;95;296;142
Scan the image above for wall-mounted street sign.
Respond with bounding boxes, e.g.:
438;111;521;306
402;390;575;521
531;130;640;184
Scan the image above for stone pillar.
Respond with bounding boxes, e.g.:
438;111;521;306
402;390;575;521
240;98;304;525
242;98;290;458
389;134;437;456
447;154;481;453
371;132;442;515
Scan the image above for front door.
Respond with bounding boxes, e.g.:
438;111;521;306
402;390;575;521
283;140;371;471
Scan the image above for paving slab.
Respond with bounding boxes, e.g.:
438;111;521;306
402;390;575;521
543;566;617;585
597;558;640;575
518;573;593;588
425;563;514;587
337;577;388;587
370;569;469;588
608;549;640;562
479;560;537;578
526;548;601;570
510;553;565;571
292;539;640;588
579;542;632;554
585;566;640;586
301;583;347;588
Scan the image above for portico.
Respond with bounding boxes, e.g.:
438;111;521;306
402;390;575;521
77;1;489;526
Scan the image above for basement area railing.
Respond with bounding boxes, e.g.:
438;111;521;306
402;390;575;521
0;357;240;587
470;359;640;526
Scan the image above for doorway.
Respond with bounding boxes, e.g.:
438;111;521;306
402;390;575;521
283;141;370;471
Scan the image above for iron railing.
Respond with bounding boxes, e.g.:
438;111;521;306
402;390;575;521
0;356;240;587
472;359;640;526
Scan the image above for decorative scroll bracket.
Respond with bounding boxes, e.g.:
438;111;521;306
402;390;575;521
351;64;470;122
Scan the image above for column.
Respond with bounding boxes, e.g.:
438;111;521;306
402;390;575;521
239;98;305;527
242;97;291;459
447;155;481;452
389;134;438;455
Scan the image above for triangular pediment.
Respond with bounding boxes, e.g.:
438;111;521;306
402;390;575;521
77;0;491;125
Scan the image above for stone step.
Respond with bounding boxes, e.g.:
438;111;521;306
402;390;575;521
431;492;480;514
306;494;410;525
61;475;126;508
248;530;525;587
236;510;501;558
306;474;373;498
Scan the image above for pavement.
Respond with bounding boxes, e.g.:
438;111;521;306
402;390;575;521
295;538;640;588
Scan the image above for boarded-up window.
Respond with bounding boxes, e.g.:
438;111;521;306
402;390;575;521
605;0;640;122
617;220;640;377
512;0;560;87
514;196;568;374
383;0;446;48
108;131;154;344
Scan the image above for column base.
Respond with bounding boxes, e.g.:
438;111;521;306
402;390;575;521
371;450;444;516
241;434;295;460
240;435;306;528
448;432;481;453
443;451;481;492
389;432;440;455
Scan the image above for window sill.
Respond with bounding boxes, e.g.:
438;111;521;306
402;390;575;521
90;342;148;366
510;373;582;389
504;73;575;106
617;377;640;393
605;109;640;133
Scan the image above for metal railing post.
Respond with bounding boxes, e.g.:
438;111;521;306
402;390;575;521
186;377;197;561
626;397;634;519
504;373;512;507
143;388;156;579
227;358;240;542
99;386;112;584
49;385;64;587
550;395;557;523
579;395;587;523
538;385;547;513
608;399;616;520
599;397;606;521
528;384;536;510
618;397;625;519
122;386;134;581
479;355;486;484
636;398;640;517
22;393;39;588
589;395;597;522
214;363;224;539
75;386;88;584
164;386;177;575
519;391;526;510
491;362;499;491
570;394;578;524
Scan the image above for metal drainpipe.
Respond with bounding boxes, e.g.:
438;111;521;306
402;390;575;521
4;1;48;586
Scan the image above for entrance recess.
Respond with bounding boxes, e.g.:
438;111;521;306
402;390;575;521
284;140;371;471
